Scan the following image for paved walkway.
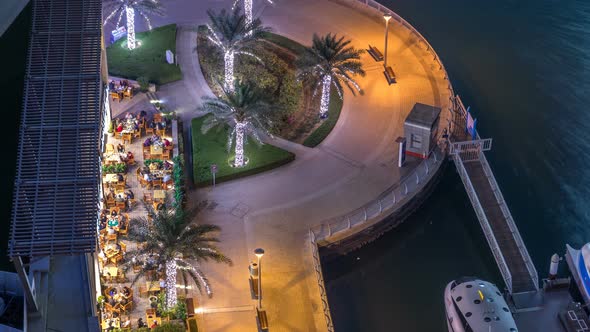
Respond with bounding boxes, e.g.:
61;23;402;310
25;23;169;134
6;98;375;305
125;0;452;330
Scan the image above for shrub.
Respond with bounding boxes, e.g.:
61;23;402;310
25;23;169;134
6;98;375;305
151;322;186;332
137;76;150;92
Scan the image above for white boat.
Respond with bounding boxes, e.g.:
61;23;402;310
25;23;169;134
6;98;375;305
444;277;518;332
565;243;590;306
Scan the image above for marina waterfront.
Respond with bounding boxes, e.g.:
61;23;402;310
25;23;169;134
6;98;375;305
324;0;590;331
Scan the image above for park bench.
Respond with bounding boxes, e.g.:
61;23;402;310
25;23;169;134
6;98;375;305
257;307;268;330
367;44;384;62
384;65;396;85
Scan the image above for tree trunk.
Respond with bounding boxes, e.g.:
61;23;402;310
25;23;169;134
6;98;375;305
234;122;246;167
224;50;235;92
244;0;253;28
320;75;332;118
125;6;136;50
166;260;177;308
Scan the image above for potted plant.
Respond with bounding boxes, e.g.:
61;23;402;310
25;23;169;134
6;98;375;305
108;121;114;137
97;295;105;311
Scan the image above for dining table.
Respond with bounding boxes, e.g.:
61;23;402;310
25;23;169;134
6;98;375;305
103;173;120;184
153;190;166;201
102;265;118;277
102;317;120;330
150;144;163;156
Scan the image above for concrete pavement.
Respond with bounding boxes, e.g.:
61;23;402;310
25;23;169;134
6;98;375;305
132;0;452;330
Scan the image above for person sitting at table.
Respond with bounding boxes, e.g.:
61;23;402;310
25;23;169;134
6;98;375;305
115;194;125;203
108;80;115;90
163;161;173;170
148;120;156;129
125;190;134;200
116;143;125;153
143;137;152;147
98;250;107;262
121;317;131;328
143;172;152;182
163;138;171;147
99;219;107;230
162;173;171;184
122;286;131;297
107;227;116;235
133;120;140;131
137;318;147;328
108;296;116;307
151;320;159;329
125;112;133;120
157;120;166;130
116;122;124;133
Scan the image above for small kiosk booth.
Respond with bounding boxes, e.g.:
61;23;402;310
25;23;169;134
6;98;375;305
403;103;441;159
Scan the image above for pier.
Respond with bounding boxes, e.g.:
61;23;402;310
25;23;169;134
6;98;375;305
448;96;590;331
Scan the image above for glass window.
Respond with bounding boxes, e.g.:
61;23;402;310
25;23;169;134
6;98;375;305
411;134;422;149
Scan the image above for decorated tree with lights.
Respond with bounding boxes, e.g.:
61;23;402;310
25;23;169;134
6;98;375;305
297;33;366;118
103;0;165;50
205;6;270;92
232;0;274;30
124;201;232;308
200;81;272;167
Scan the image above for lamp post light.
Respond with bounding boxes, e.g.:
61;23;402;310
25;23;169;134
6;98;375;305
254;248;265;310
383;14;392;69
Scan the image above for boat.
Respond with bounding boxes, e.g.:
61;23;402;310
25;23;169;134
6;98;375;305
444;277;518;332
565;243;590;306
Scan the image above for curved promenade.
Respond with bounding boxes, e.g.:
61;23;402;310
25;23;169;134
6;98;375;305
143;0;453;330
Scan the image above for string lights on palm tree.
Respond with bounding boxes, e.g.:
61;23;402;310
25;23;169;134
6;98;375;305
103;0;165;50
232;0;274;31
205;6;270;91
297;33;366;118
199;81;272;167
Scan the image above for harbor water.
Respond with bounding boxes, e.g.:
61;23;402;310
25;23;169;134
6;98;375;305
324;0;590;331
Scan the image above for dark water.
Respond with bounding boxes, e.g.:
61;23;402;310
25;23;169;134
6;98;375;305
0;6;31;271
324;0;590;331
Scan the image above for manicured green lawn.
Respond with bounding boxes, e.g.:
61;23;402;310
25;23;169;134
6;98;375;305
191;116;295;187
303;87;344;147
106;24;182;85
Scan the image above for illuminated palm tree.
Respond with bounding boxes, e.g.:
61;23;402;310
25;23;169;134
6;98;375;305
205;6;270;91
125;201;232;308
199;81;272;167
233;0;274;30
297;33;365;118
103;0;165;50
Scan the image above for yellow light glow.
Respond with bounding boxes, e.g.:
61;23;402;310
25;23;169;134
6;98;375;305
195;307;204;314
478;290;484;300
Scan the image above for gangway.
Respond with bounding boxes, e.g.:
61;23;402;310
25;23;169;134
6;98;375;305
449;96;538;295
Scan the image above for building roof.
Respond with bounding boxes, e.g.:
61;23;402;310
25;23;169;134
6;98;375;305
9;0;103;257
405;103;441;129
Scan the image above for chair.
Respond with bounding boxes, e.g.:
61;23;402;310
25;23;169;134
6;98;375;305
152;179;163;190
118;226;128;236
116;201;126;211
143;192;153;204
145;123;154;136
133;130;141;139
110;252;123;265
122;133;132;145
119;241;127;253
110;91;121;102
121;301;133;314
106;144;115;154
123;87;133;100
106;198;116;208
156;129;166;137
162;150;170;161
140;177;152;189
104;302;115;313
109;207;120;215
139;285;148;298
106;233;118;242
116;270;127;283
115;183;126;193
143;152;152;160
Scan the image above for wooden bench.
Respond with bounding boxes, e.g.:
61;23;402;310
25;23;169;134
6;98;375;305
384;65;396;85
256;308;268;330
367;44;384;62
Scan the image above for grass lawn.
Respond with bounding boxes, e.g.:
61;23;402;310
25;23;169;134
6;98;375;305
191;115;295;187
106;24;182;85
303;87;344;147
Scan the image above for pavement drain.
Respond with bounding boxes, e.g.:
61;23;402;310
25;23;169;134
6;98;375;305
231;203;250;218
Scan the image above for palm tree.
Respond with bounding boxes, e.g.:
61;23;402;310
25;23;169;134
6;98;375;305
199;81;272;167
297;33;366;118
232;0;273;30
205;6;270;91
124;202;232;308
103;0;165;50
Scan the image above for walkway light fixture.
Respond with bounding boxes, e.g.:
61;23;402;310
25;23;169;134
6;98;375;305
254;248;265;309
383;14;392;69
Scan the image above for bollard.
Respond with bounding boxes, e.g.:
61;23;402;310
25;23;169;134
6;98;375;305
549;254;559;280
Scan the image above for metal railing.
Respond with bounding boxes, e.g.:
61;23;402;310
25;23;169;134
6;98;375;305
309;231;335;332
452;153;514;294
478;151;539;291
310;146;444;242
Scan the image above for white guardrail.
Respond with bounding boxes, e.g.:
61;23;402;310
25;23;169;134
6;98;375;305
307;1;457;331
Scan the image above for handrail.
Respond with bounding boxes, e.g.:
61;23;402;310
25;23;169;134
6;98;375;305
309;231;335;332
451;153;513;293
478;151;539;291
311;145;444;242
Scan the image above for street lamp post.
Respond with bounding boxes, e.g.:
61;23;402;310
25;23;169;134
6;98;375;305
254;248;265;310
383;14;392;68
